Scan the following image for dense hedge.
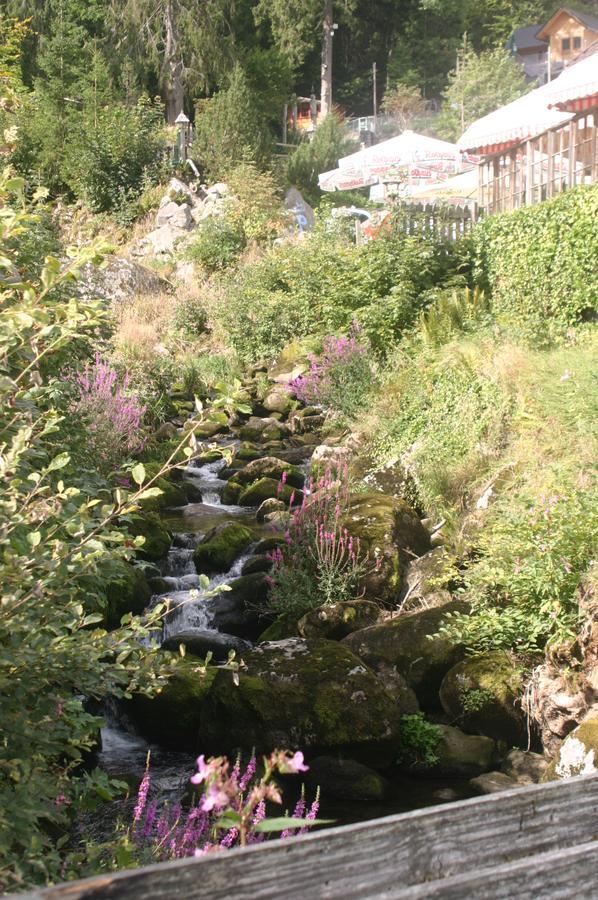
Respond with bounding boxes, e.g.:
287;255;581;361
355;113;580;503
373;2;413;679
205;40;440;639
472;185;598;342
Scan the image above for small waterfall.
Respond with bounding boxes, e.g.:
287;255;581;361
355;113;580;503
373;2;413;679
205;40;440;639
186;457;228;506
160;546;255;639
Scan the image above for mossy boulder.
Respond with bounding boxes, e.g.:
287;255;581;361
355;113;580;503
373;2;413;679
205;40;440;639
205;573;270;640
194;420;229;440
239;417;281;443
161;629;251;661
235;456;304;490
183;480;204;504
193;522;253;573
222;479;243;505
195;450;224;465
439;651;526;745
128;513;172;561
235;447;263;462
127;660;216;751
298;600;380;641
432;725;499;778
543;712;598;781
239;478;302;507
342;492;431;603
242;554;274;576
254;536;285;554
343;603;468;708
200;638;402;763
263;388;294;416
137;464;187;512
256;498;286;522
257;614;301;642
105;564;152;629
306;756;389;801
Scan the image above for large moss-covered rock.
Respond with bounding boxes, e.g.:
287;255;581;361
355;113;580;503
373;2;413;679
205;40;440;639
242;554;274;575
105;564;152;629
239;478;302;507
235;456;304;490
138;466;187;512
342;492;431;603
439;651;526;745
298;600;380;641
127;660;216;751
205;573;270;640
162;629;251;661
543;712;598;781
432;725;499;778
193;522;253;573
263;387;294;415
128;513;171;561
200;638;402;763
239;417;286;443
306;756;389;801
257;613;301;642
221;479;243;505
343;603;468;708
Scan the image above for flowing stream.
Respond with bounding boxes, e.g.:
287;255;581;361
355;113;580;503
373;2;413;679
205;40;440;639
98;431;475;829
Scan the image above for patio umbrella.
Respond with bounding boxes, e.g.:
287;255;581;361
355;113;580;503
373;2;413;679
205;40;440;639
338;130;462;182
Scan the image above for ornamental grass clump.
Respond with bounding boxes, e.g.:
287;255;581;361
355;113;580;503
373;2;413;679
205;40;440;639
290;322;374;420
129;750;323;860
71;353;147;472
266;462;379;617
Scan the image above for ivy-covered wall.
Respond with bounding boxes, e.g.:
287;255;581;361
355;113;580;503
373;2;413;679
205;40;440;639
471;185;598;342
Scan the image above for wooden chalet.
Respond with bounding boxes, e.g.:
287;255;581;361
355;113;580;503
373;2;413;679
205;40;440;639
459;44;598;215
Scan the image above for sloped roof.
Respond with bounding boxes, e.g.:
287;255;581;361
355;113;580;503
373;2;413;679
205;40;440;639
509;24;548;51
545;45;598;109
537;7;598;41
458;82;572;154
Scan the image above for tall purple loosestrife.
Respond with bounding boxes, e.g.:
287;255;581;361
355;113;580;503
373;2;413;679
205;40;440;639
267;461;379;614
71;353;146;472
129;750;321;860
290;322;372;418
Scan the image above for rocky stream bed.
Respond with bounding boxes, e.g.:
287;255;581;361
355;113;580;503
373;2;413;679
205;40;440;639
97;360;555;833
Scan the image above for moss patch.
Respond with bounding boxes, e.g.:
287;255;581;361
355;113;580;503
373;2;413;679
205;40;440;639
193;522;253;573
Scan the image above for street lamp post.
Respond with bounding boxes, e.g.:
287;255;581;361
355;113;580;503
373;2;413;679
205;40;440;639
174;111;191;163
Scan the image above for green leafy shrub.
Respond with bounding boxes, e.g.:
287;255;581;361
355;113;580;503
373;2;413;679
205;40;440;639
366;339;510;517
185;216;246;271
194;66;272;181
291;324;376;421
0;175;175;890
66;100;168;218
471;185;598;343
172;293;210;338
397;713;441;768
212;220;460;362
441;487;598;654
286;114;352;205
418;286;492;348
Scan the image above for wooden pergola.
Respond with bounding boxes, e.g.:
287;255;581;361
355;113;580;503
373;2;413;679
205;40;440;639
459;48;598;215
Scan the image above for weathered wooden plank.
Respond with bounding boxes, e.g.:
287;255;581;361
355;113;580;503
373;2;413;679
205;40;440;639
400;840;598;899
18;776;598;900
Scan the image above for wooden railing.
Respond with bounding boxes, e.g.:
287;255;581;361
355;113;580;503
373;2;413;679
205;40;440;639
18;774;598;899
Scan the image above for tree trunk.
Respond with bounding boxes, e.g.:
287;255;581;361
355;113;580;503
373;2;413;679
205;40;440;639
320;0;333;119
164;0;185;124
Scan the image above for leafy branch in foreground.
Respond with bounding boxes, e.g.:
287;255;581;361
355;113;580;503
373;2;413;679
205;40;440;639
0;171;222;892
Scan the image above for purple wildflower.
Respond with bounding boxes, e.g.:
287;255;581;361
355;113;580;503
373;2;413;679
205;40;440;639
133;767;150;825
